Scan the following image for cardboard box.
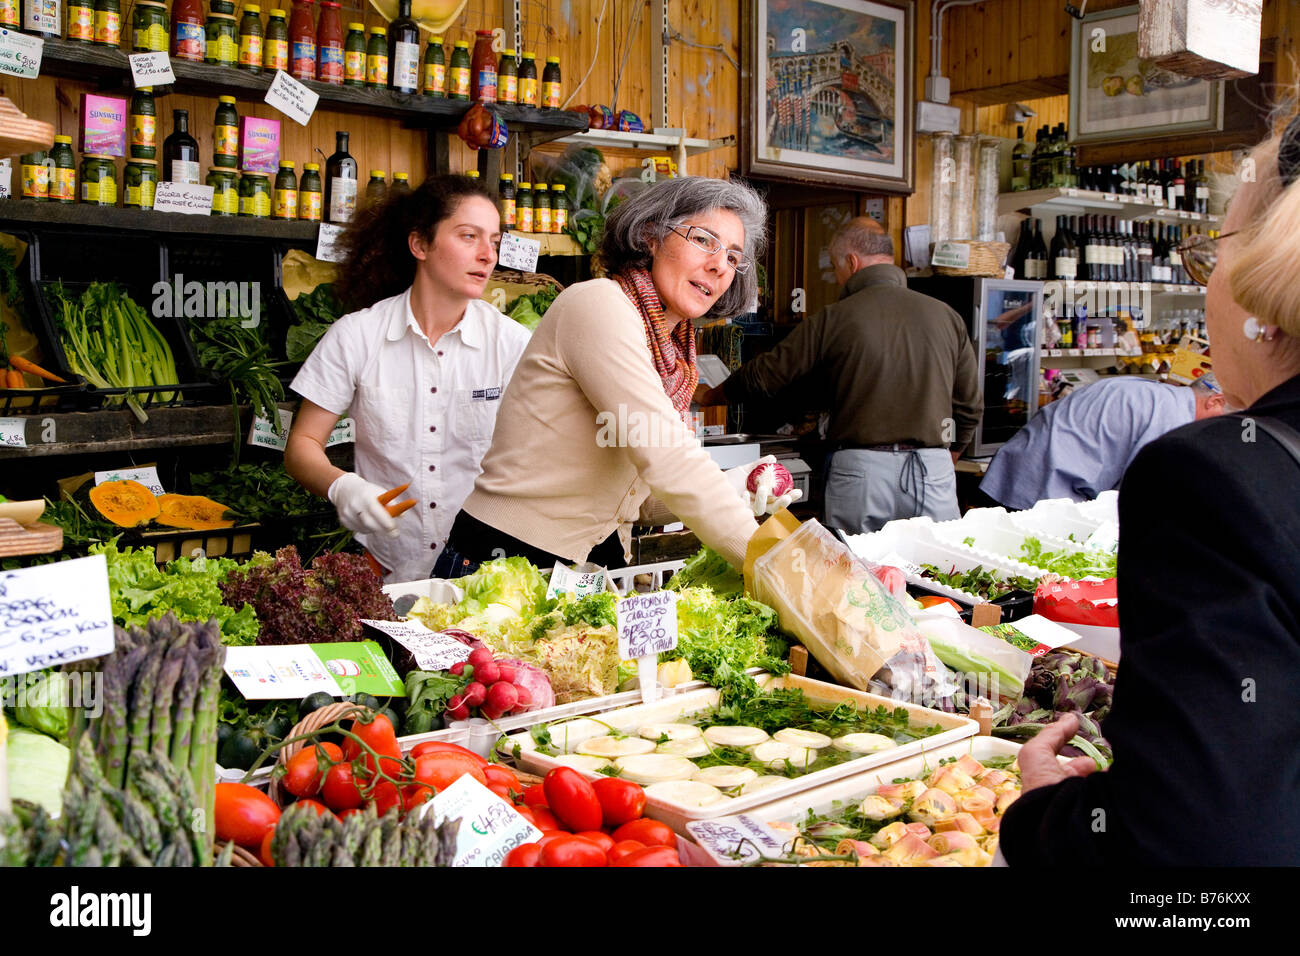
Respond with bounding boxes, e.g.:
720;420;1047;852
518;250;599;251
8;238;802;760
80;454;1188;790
239;116;281;174
79;93;127;157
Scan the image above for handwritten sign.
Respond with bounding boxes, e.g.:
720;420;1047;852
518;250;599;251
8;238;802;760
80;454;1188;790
424;775;542;867
265;69;319;126
315;222;346;263
328;417;355;447
0;417;26;449
686;814;789;867
616;590;678;660
361;619;471;672
153;182;215;216
498;232;540;272
0;29;43;80
0;555;115;678
94;465;164;496
248;410;351;450
546;562;607;601
930;241;971;270
127;51;175;87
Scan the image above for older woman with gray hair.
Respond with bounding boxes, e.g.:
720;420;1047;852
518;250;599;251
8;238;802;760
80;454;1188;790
432;176;768;577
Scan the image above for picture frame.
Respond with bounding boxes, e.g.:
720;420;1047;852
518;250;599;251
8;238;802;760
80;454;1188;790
1069;3;1223;147
741;0;915;194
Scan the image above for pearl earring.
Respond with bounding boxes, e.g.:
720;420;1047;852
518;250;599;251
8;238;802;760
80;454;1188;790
1243;316;1266;341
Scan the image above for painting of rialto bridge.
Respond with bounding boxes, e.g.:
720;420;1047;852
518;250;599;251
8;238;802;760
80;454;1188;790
764;36;896;161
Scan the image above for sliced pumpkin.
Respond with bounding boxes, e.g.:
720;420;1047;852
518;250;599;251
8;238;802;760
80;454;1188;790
155;494;236;531
88;480;162;527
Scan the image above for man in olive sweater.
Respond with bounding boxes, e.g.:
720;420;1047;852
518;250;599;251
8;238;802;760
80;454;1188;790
703;218;983;532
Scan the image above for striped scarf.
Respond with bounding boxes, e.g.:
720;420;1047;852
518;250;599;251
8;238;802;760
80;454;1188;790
613;267;698;416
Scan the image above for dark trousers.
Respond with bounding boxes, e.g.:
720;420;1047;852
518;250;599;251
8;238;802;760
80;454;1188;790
432;510;627;579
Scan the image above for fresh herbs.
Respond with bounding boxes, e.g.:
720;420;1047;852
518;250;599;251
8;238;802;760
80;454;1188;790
191;312;287;461
704;687;941;746
286;283;344;362
1019;537;1117;579
190;462;322;522
920;563;1039;600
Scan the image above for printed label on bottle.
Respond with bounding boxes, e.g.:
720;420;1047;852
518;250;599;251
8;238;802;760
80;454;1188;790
502;198;515;227
274;188;298;218
537;206;551;234
131;114;156;149
519;76;537;106
423;62;444;93
300;190;322;220
214;34;237;63
292;40;316;80
23;0;56;32
450;65;470;97
215;124;239;158
1053;256;1077;279
500;74;517;103
345;50;365;81
239;33;263;66
0;0;19;28
265;38;288;70
68;3;94;39
136;22;168;51
394;42;419;91
554;207;567;233
21;164;48;198
1023;259;1046;279
1170;251;1182;267
126;184;141;206
518;205;532;232
99;176;117;204
1196;186;1209;199
171;159;201;185
241;191;271;217
329;176;356;222
81;179;97;202
543;80;560;108
319;44;344;82
95;9;120;43
52;168;76;201
174;21;206;60
366;53;388;86
476;66;496;102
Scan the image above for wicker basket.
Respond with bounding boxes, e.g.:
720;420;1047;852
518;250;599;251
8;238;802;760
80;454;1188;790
216;840;264;867
932;240;1011;277
267;701;371;806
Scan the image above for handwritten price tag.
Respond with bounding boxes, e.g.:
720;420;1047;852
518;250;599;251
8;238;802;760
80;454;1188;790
128;51;175;86
247;408;292;451
616;590;678;660
686;814;789;866
424;775;542;867
326;416;354;447
360;619;471;672
498;232;540;272
153;182;215;216
265;69;319;126
0;29;43;80
546;562;607;600
94;465;164;496
315;222;346;263
0;417;26;449
0;555;115;678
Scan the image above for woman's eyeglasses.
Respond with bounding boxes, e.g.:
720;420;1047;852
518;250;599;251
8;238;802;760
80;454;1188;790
670;224;752;275
1178;230;1239;286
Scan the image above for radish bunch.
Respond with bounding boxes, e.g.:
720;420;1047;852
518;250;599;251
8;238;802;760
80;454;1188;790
446;647;535;721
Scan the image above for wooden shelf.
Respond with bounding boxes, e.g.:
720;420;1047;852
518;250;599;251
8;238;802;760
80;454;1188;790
0;199;321;239
0;404;242;458
557;129;735;156
1000;187;1221;225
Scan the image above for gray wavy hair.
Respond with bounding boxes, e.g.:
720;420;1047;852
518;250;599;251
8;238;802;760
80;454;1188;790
598;176;767;318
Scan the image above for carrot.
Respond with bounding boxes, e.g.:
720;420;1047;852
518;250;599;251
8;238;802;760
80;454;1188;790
386;499;417;518
4;369;23;388
7;355;66;383
376;482;410;505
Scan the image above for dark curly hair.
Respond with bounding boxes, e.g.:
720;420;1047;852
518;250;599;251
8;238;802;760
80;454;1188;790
334;174;497;312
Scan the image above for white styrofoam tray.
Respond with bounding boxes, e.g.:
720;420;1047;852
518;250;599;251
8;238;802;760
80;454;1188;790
502;673;977;834
927;508;1078;573
684;736;1035;867
1009;499;1110;547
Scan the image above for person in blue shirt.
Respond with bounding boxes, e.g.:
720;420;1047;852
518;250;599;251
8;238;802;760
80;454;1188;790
978;374;1226;509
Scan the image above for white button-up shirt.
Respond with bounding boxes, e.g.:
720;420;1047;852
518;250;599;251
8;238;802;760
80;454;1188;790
291;289;530;582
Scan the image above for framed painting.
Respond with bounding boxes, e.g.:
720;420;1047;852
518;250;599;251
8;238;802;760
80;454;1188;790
742;0;914;193
1069;4;1223;147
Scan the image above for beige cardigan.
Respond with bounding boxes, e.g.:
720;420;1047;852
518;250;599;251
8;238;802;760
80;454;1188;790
463;278;758;567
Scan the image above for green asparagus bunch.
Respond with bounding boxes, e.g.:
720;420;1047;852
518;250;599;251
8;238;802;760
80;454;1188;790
269;801;460;867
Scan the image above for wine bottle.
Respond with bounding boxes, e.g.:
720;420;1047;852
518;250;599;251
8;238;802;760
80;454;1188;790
162;108;201;184
1193;159;1210;215
1011;125;1030;191
1026;218;1049;279
1050;214;1078;281
386;0;419;93
1030;125;1048;189
1136;220;1153;283
324;130;358;223
1169;160;1186;211
1169;225;1185;284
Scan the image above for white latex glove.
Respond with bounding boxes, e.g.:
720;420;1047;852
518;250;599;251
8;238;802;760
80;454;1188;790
723;455;803;517
327;472;399;538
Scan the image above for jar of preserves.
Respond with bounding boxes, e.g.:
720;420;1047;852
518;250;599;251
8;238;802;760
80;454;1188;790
80;155;117;206
205;11;237;65
131;0;168;52
129;86;157;159
93;0;120;45
239;170;271;217
298;162;322;221
470;28;496;103
237;3;263;71
263;7;288;71
448;40;470;100
516;180;533;232
206;166;238;216
124;159;158;209
422;34;444;96
273;160;297;219
49;136;77;203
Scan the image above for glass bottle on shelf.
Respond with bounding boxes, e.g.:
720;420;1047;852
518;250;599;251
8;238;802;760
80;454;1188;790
1010;125;1030;192
542;56;561;108
365;169;387;204
387;0;419;93
497;48;517;104
170;0;204;59
93;0;119;44
448;40;470;100
422;34;445;96
324;130;358;223
366;26;388;89
1049;214;1077;281
263;7;288;72
344;22;365;86
22;0;61;38
163;108;201;184
299;162;322;221
316;0;344;85
288;0;315;82
470;28;496;102
237;3;263;72
517;51;538;107
391;172;410;194
212;95;239;169
129;86;157;160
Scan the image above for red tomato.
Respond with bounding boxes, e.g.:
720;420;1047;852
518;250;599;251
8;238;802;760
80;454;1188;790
342;713;403;781
513;805;537;825
610;846;682;867
321;763;364;812
543;767;603;832
591;777;646;827
574;830;615;853
611;818;675;848
214;783;281;849
482;764;521;792
372;781;406;817
540;834;608;867
521;784;549;808
916;595;963;611
503;843;542;867
408;741;488;766
488;783;514;801
281;744;338;798
402;753;487;807
293;799;332;817
528;807;565;832
259;829;276;867
605;839;646;864
536;831;568;850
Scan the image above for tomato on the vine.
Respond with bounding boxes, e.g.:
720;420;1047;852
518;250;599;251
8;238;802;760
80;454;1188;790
321;763;364;812
281;744;340;798
342;713;403;781
408;741;488;766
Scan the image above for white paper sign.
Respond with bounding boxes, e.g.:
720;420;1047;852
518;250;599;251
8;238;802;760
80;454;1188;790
315;222;346;263
0;555;115;678
153;182;215;216
546;562;607;601
686;814;790;866
0;417;26;449
0;159;11;200
248;408;293;450
424;774;542;867
327;417;355;447
128;51;175;87
223;645;345;699
498;233;540;272
616;590;678;660
265;69;319;126
94;465;164;496
0;29;43;80
361;619;471;672
878;551;924;579
930;241;971;270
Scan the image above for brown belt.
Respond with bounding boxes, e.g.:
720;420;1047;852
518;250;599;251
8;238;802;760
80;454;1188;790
839;442;925;452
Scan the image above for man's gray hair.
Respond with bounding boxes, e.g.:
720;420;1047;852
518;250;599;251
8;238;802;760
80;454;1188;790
598;176;768;318
829;217;894;263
